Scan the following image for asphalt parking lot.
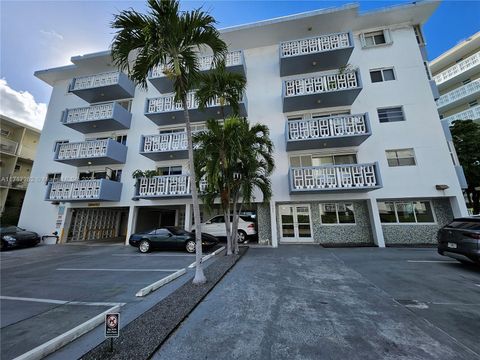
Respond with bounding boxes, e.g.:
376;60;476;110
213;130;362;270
154;246;480;360
0;243;216;360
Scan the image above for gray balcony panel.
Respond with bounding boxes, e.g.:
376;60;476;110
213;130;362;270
280;47;354;77
287;133;370;151
45;179;122;202
140;149;188;161
54;139;127;167
62;102;132;134
70;72;135;103
283;88;361;113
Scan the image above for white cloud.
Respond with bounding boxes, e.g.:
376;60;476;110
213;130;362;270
40;29;64;41
0;79;46;130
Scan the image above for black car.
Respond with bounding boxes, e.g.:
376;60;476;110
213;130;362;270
129;226;218;253
437;217;480;264
1;226;41;250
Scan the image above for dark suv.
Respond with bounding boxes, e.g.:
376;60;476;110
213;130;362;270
437;217;480;264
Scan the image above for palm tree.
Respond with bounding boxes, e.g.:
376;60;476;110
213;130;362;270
111;0;227;284
195;67;246;254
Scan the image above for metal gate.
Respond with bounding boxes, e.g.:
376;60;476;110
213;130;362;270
68;208;122;242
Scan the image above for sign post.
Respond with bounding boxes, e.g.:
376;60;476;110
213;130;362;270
105;313;120;352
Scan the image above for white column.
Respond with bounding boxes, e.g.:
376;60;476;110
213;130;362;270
184;203;192;231
125;205;138;245
367;198;385;248
270;200;278;248
449;195;468;218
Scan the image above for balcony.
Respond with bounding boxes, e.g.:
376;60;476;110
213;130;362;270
46;179;122;202
134;175;207;199
140;133;189;161
0;137;18;156
436;79;480;112
283;71;362;113
54;139;127;167
69;71;135;103
289;163;382;194
443;105;480;125
286;114;371;151
280;32;354;77
145;91;247;126
149;51;245;93
62;102;132;133
433;51;480;89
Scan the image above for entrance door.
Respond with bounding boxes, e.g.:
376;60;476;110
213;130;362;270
279;204;313;242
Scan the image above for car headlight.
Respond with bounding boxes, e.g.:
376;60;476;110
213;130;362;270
3;235;16;242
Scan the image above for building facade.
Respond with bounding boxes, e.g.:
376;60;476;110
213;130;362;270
19;2;468;247
1;115;40;224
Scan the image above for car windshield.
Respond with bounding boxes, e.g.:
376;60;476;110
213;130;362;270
166;227;189;235
0;226;21;233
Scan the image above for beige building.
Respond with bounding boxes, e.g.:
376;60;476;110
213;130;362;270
431;31;480;125
0;114;41;224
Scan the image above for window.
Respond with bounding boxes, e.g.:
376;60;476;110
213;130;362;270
159;127;185;134
79;170;119;181
468;100;478;107
320;203;355;224
117;99;132;112
361;30;391;48
116;135;127;145
462;78;471;85
377;107;405;123
46;173;61;185
378;201;435;223
370;68;395;83
0;129;10;137
157;166;182;176
14;164;21;172
54;140;69;152
290;154;357;167
386;149;416;167
413;25;425;46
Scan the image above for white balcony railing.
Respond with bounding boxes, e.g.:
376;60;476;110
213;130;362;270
71;71;120;91
137;175;207;197
143;133;187;153
64;103;114;124
290;164;379;191
436;79;480;109
0;137;18;155
284;72;359;97
280;32;351;58
287;114;367;141
147;91;234;114
150;51;243;78
443;105;480;125
56;140;109;160
433;51;480;86
48;180;102;200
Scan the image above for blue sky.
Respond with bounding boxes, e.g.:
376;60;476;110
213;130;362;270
0;1;479;128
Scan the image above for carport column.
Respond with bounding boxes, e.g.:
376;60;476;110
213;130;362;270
270;200;278;248
367;198;385;248
125;205;138;245
449;195;468;218
184;204;192;231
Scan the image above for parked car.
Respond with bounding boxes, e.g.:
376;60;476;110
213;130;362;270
437;217;480;264
129;226;218;253
196;215;257;243
1;226;41;251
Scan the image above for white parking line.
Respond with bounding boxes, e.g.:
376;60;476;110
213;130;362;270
56;268;181;272
407;260;457;263
0;296;124;307
111;253;195;257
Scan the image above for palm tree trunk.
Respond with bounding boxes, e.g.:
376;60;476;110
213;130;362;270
183;99;206;285
232;192;241;254
223;205;232;255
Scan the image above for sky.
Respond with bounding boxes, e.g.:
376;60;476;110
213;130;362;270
1;0;479;129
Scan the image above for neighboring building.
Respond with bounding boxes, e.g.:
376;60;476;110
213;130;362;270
19;2;468;247
430;32;480;191
0;115;41;225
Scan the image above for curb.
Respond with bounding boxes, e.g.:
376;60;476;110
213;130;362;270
188;246;225;268
13;305;121;360
136;269;187;297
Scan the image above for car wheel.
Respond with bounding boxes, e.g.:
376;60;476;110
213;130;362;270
139;239;151;253
237;230;247;243
186;240;196;253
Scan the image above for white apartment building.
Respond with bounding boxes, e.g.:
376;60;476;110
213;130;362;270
19;2;468;247
1;115;40;224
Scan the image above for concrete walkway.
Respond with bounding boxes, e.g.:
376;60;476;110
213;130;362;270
153;246;479;360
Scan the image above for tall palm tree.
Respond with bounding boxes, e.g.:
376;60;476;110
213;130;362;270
195;67;246;254
111;0;227;284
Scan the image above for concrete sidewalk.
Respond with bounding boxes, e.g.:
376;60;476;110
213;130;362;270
153;246;479;360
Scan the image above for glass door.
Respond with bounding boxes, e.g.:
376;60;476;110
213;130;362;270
279;204;313;242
